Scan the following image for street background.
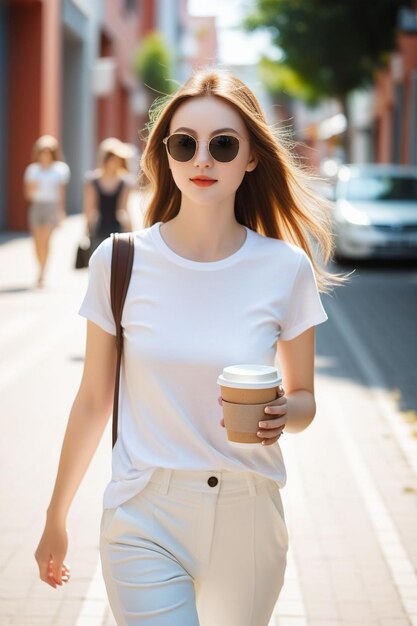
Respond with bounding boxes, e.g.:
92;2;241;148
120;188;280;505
1;0;417;625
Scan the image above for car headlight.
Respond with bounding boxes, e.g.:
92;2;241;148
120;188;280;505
337;200;371;226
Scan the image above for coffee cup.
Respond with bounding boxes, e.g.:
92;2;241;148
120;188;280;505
217;364;282;447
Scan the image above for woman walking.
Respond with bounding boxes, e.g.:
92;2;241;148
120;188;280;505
35;69;335;626
84;137;134;252
24;135;70;287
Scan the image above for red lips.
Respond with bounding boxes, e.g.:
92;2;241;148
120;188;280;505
190;176;217;187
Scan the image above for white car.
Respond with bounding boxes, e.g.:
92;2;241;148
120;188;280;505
332;164;417;260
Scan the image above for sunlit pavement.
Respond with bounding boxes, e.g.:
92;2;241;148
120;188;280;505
1;207;417;625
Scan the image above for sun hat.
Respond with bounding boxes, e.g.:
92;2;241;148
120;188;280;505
32;135;61;160
98;137;136;162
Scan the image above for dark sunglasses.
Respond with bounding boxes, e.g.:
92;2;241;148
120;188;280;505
163;133;243;163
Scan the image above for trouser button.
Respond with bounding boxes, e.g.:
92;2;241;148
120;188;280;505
207;476;218;487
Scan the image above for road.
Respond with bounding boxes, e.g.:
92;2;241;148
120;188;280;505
0;215;416;626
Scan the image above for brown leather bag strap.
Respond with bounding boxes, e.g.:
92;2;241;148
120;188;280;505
110;232;134;448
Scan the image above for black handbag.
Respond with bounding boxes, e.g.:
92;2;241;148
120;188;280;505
75;235;93;269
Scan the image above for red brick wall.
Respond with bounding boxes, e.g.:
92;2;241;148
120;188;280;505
7;0;62;230
8;2;42;230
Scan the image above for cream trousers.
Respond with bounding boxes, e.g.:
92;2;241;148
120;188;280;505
100;468;288;626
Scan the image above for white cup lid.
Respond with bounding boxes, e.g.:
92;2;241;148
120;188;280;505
217;364;282;389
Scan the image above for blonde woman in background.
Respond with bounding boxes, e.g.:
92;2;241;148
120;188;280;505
23;135;70;287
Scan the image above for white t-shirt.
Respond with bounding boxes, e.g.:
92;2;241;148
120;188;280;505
79;223;328;509
24;161;70;203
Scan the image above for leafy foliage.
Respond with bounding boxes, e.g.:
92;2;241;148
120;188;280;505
259;56;319;104
133;32;174;96
245;0;413;102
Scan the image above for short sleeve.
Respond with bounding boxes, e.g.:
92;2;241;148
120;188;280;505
280;251;328;341
78;238;116;335
56;162;70;184
123;172;136;188
84;169;98;183
24;163;37;183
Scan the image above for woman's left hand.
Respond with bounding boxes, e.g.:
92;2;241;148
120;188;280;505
218;388;287;446
257;394;287;446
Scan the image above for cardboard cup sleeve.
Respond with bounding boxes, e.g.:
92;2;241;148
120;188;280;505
222;399;277;444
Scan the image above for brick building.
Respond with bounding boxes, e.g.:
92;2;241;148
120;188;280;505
374;6;417;165
0;0;158;230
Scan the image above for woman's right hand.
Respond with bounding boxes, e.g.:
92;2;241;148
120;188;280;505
35;519;70;588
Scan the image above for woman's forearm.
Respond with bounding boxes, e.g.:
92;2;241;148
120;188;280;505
284;389;316;433
58;186;66;218
83;182;98;232
46;394;110;523
24;182;38;202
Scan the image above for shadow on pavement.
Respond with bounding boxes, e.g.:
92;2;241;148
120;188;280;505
0;286;34;294
68;354;84;363
0;232;28;246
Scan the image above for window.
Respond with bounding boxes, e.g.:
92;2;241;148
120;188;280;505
346;175;417;202
123;0;138;13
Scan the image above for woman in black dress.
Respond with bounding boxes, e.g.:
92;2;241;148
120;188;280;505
84;137;134;250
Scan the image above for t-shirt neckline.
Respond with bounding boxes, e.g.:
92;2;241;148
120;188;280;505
151;222;255;271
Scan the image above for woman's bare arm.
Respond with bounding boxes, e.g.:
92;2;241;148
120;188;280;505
35;321;116;586
58;184;66;222
84;181;98;233
256;327;316;444
116;183;133;231
24;181;38;202
46;321;116;519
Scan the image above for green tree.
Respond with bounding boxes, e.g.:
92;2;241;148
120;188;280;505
245;0;413;151
133;32;174;98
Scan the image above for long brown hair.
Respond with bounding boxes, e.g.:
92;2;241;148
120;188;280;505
140;68;337;291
